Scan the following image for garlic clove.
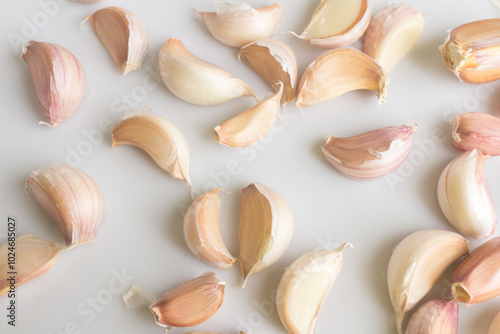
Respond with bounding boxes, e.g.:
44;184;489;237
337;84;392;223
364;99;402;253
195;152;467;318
238;38;298;105
322;123;417;180
387;229;468;334
452;113;500;156
276;243;352;334
296;48;388;108
406;299;459;334
194;2;283;48
0;235;63;297
183;189;236;269
22;41;85;127
26;165;104;247
437;149;496;239
489;310;500;334
112;113;191;185
363;4;424;72
239;182;293;287
159;37;257;105
84;7;148;75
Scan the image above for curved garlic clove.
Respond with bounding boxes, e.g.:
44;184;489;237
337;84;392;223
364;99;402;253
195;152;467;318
406;299;459;334
22;41;85;127
183;189;236;269
296;48;388;108
322;124;417;180
159;37;256;105
111;113;191;185
387;229;468;334
239;182;293;287
194;2;283;48
84;7;148;75
452;113;500;156
489;310;500;334
26;165;103;247
276;243;352;334
363;4;424;72
238;38;298;105
437;149;496;239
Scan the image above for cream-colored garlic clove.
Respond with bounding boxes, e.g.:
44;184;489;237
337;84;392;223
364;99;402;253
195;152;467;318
84;7;148;75
194;2;283;48
296;48;388;108
0;235;63;297
239;182;293;287
22;41;85;127
489;310;500;334
452;113;500;156
406;299;459;334
276;243;352;334
112;113;191;185
387;229;468;334
183;189;236;269
437;149;496;239
322;124;417;180
159;37;257;105
26;165;103;247
238;38;298;105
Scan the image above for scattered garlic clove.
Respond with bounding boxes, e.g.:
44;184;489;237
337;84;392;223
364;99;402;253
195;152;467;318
406;299;459;334
387;229;468;334
452;113;500;156
239;182;293;287
437;149;496;239
296;48;388;108
322;123;417;180
22;41;85;127
194;2;283;48
489;310;500;334
276;243;352;334
238;38;298;105
84;7;148;75
26;165;104;247
363;4;424;72
159;37;257;105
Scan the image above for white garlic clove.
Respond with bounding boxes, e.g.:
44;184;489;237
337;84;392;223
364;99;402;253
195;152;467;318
406;299;459;334
452;113;500;156
489;310;500;334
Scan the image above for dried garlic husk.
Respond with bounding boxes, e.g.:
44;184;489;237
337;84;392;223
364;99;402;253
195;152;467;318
489;310;500;334
452;113;500;156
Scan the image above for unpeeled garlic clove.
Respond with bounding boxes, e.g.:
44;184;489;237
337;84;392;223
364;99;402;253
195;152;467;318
406;299;459;334
363;4;424;72
239;182;293;287
26;165;103;247
437;149;496;239
84;7;148;75
489;310;500;334
296;48;388;108
322;123;417;180
452;113;500;156
276;243;352;334
387;229;468;334
22;41;85;127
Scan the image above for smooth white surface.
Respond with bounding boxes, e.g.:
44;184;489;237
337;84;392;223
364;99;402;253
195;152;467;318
1;0;500;333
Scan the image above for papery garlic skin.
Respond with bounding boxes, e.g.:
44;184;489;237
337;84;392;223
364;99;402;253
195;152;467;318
406;299;459;334
489;310;500;334
452;113;500;156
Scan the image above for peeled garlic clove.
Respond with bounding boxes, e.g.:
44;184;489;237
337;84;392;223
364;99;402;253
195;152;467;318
194;2;283;48
239;182;293;287
276;243;352;334
387;229;468;334
112;113;191;185
489;310;500;334
437;149;496;239
22;41;85;127
406;299;459;334
26;165;103;247
159;37;256;105
84;7;148;75
296;48;387;108
0;235;63;297
239;38;297;105
322;124;417;180
452;113;500;156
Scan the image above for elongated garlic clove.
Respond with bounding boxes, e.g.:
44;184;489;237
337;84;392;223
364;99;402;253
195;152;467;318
22;41;85;127
194;2;283;48
112;113;191;185
238;38;297;105
0;235;63;297
387;229;468;334
322;124;417;180
239;182;293;287
159;37;256;105
296;48;387;108
276;243;352;334
437;149;496;239
452;113;500;156
363;4;424;72
489;310;500;334
406;299;459;334
26;165;103;247
84;7;148;75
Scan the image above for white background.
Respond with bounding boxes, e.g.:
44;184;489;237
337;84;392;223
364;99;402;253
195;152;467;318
1;0;500;333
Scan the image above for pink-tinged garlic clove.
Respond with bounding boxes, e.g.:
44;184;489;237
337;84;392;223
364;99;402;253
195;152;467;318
406;299;459;334
452;112;500;156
